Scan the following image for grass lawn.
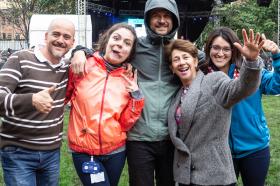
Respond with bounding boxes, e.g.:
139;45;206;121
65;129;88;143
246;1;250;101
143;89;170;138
0;95;279;186
262;95;280;186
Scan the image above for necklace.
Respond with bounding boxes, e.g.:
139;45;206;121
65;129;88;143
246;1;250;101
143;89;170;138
175;86;189;125
181;86;189;102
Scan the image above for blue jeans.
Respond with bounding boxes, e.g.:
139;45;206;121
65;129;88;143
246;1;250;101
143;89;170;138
233;146;270;186
72;150;126;186
0;146;60;186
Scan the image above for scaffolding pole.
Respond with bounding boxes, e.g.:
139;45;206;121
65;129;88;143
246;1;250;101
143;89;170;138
213;0;223;27
76;0;87;47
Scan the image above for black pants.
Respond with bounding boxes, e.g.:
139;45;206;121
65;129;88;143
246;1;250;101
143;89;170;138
127;140;175;186
179;184;236;186
233;146;270;186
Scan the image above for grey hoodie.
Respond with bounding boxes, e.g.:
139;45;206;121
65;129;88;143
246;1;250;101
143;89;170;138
127;0;180;141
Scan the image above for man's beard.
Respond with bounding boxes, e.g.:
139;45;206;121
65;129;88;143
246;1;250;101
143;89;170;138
51;49;65;58
48;46;66;59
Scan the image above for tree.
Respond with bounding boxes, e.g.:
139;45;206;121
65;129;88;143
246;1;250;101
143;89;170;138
196;0;278;48
0;0;75;46
220;0;277;40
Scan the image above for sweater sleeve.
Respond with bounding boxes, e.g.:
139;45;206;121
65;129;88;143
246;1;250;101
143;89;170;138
119;97;144;131
260;53;280;94
210;58;262;108
0;54;33;116
70;45;94;59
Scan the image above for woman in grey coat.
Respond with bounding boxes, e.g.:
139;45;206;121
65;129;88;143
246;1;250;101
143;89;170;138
166;29;263;186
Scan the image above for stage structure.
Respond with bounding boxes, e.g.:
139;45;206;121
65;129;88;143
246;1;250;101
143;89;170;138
76;0;88;47
76;0;273;43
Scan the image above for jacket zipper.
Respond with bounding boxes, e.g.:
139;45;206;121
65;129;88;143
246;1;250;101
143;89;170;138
157;38;164;121
98;73;109;154
132;99;135;112
158;37;163;81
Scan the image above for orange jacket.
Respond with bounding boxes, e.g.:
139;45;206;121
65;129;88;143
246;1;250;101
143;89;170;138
65;52;144;155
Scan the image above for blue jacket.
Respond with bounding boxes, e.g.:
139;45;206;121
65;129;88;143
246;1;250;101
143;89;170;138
229;54;280;158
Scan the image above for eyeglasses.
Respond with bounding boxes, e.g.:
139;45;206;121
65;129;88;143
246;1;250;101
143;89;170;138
210;45;232;54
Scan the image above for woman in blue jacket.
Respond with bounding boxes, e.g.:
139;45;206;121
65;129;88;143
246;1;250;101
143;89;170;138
203;27;280;186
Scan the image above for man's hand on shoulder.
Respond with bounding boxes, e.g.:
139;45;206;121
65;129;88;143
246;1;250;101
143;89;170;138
70;45;94;75
71;50;87;75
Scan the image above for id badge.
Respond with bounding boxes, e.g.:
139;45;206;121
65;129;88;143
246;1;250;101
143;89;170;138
82;161;100;174
90;172;105;184
82;159;105;183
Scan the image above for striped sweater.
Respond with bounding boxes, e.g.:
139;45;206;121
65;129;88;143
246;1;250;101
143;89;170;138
0;47;69;150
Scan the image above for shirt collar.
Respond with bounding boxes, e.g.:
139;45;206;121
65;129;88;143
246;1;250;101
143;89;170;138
34;45;65;68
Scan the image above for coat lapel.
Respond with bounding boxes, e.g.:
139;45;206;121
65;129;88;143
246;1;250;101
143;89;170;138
180;71;204;141
168;88;190;154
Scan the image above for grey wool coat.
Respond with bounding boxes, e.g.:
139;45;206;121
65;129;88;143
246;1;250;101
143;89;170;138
168;60;262;185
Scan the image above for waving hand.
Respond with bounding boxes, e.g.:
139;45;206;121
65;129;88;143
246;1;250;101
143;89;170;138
233;29;265;61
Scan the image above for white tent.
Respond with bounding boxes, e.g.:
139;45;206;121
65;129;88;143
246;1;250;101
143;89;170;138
29;14;92;49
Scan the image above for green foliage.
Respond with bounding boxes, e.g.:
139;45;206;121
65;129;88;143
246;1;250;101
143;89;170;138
262;95;280;186
36;0;76;14
196;0;278;49
220;0;277;40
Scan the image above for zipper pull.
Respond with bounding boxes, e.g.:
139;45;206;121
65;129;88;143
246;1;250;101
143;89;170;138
132;99;135;112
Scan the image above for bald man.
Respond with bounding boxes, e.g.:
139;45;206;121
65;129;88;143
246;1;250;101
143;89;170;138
0;18;75;186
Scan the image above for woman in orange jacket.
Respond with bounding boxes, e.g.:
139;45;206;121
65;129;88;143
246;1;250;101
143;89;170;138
65;23;144;186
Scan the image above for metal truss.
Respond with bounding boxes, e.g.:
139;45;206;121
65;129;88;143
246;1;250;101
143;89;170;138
76;0;86;15
76;0;88;46
83;1;221;21
119;9;143;17
212;0;223;27
87;2;114;14
185;11;213;18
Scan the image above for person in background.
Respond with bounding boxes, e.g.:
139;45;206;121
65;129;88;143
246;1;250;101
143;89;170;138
65;23;144;186
259;41;273;72
0;18;75;186
204;27;280;186
0;48;12;63
7;48;13;56
167;28;263;186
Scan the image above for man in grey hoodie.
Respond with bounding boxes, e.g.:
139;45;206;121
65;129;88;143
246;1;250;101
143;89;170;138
125;0;179;186
71;0;180;185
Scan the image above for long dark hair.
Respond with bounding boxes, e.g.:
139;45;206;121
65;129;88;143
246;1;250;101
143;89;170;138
97;22;138;63
204;27;242;71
